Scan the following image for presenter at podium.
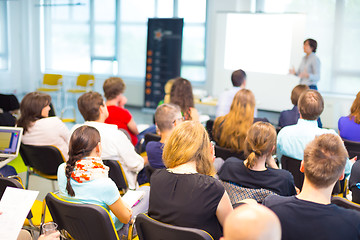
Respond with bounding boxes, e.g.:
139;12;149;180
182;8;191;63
290;38;320;90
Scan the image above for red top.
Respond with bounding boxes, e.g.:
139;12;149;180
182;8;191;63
105;105;138;146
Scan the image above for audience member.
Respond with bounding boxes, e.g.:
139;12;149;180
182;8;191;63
158;79;175;105
349;160;360;204
221;203;281;240
148;121;232;239
58;126;134;237
213;89;268;154
338;91;360;142
264;134;360;239
146;104;182;169
216;69;247;117
103;77;139;146
72;91;144;189
17;92;70;160
278;84;309;128
219;122;296;197
169;77;199;121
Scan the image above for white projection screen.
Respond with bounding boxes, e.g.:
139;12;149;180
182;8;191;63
212;13;306;112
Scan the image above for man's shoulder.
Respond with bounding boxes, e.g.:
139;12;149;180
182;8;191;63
71;122;120;135
263;194;294;208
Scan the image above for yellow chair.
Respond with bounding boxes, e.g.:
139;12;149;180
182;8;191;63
37;74;63;110
61;74;95;122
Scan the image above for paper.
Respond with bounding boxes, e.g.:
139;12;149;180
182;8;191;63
0;187;39;240
122;190;145;207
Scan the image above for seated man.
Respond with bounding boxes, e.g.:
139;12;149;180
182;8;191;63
72;91;144;189
264;134;360;239
103;77;139;146
216;69;246;117
221;203;281;240
146;103;183;169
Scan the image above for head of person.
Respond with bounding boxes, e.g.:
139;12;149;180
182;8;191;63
213;89;255;152
221;203;281;240
298;90;324;120
103;77;126;101
350;91;360;124
291;84;309;106
304;38;317;53
302;134;348;188
163;121;215;176
154;103;182;134
170;77;194;119
231;69;247;87
66;125;101;196
17;92;52;133
244;122;277;169
163;79;175;104
78;91;108;122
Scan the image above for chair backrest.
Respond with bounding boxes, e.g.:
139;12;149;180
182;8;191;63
144;133;161;146
45;192;119;240
19;144;65;175
221;181;277;205
214;145;245;161
281;155;304;190
331;196;360;211
103;160;128;193
76;74;95;88
205;119;214;141
350;184;360;205
43;74;63;86
343;139;360;159
135;213;213;240
0;177;33;219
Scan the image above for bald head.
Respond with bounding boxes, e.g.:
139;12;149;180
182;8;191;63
222;204;281;240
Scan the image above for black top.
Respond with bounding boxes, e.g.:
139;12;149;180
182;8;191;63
279;106;300;128
263;195;360;240
349;160;360;204
149;169;225;240
218;157;296;196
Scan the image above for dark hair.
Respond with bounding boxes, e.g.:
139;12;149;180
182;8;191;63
304;38;317;53
17;92;51;133
170;77;194;120
231;69;247;87
291;85;309;106
78;91;104;121
103;77;126;100
298;90;324;120
66;125;101;196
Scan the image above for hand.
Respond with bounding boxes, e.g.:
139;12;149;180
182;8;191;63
298;70;309;78
118;95;128;108
295;187;301;195
289;67;296;75
38;231;61;240
350;156;357;164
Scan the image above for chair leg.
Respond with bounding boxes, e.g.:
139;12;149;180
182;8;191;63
25;169;30;189
51;180;56;192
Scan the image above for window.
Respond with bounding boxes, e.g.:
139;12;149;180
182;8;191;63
42;0;207;82
0;1;9;70
264;0;360;95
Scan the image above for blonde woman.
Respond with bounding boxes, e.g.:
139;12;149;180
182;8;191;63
213;89;268;153
219;122;296;196
148;121;232;239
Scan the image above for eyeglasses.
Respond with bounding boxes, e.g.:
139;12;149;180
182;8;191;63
172;116;185;124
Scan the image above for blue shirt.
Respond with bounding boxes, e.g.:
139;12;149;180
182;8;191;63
338;116;360;142
57;163;123;230
277;119;351;174
146;141;165;169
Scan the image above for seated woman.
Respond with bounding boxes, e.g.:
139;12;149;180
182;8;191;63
170;77;199;121
17;92;70;160
338;91;360;142
212;89;268;154
57;126;132;237
148;121;233;240
219;122;296;197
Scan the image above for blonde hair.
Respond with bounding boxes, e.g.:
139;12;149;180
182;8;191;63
244;122;276;169
163;121;215;176
213;89;255;152
163;79;175;104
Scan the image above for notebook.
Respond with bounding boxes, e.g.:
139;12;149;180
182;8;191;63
0;126;23;168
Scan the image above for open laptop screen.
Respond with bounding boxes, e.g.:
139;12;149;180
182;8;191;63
0;127;23;156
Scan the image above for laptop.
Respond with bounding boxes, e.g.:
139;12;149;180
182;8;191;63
0;126;23;168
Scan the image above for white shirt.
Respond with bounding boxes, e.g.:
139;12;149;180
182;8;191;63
71;121;144;189
216;86;242;117
22;117;70;160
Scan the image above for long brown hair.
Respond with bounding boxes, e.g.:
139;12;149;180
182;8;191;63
17;92;51;133
349;91;360;124
163;121;215;176
213;89;255;152
244;122;276;169
170;77;194;120
66;126;101;196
